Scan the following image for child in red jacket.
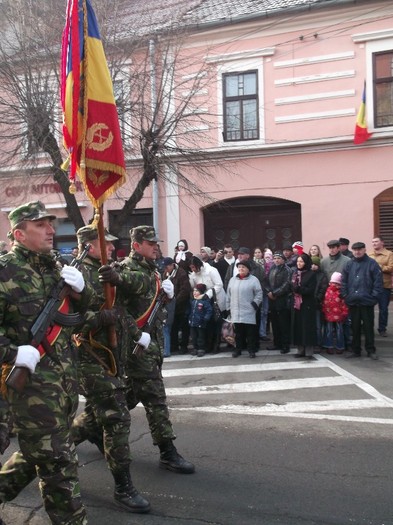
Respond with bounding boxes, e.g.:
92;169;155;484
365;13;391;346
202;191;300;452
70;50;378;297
322;272;349;354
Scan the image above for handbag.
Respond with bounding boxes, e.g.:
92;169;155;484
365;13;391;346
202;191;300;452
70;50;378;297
221;318;235;346
211;289;222;322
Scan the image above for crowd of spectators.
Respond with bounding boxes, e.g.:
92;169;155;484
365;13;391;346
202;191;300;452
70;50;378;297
157;236;391;361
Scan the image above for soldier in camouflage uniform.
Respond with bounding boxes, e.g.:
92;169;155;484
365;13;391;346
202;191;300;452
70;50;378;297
0;201;93;525
99;225;195;474
70;225;150;513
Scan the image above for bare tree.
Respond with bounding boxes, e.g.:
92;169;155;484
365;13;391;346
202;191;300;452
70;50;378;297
0;0;226;236
0;0;85;228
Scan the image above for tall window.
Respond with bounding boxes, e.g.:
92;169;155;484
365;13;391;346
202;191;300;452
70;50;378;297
373;50;393;128
223;71;259;141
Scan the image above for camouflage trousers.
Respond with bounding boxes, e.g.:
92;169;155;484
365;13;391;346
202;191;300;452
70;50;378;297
71;359;131;472
0;359;87;525
124;340;175;446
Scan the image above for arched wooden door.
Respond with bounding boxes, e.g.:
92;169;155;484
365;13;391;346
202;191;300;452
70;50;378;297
203;197;301;252
374;188;393;251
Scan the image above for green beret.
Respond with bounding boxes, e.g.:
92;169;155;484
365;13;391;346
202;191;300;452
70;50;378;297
8;201;57;229
130;225;162;243
76;225;118;244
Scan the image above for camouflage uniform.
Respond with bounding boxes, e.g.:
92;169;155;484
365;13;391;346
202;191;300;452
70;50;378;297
117;250;175;445
0;202;93;525
70;225;149;514
99;225;195;474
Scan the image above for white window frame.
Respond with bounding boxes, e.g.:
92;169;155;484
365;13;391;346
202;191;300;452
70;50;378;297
364;36;393;134
207;49;275;149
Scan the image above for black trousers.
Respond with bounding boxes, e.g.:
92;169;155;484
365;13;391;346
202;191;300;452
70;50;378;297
234;323;257;353
270;307;291;350
349;305;375;354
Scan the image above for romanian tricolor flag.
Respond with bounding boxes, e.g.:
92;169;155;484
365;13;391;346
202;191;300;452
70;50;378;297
354;82;372;145
61;0;126;207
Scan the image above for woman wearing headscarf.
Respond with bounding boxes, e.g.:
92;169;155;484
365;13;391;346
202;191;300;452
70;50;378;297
174;239;193;273
291;253;318;358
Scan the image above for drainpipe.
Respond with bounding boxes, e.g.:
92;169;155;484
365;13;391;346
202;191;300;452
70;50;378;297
149;38;159;236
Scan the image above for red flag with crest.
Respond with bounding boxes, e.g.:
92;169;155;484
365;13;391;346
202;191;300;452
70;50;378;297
61;0;126;207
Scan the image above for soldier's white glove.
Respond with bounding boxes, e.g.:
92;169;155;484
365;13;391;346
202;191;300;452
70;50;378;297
15;345;40;373
61;266;85;293
162;279;174;299
137;332;151;349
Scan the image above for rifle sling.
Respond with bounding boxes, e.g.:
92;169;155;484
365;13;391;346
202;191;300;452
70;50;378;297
76;337;117;377
54;311;84;327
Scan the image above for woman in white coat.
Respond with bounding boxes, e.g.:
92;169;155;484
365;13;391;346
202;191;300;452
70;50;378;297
227;260;263;358
189;256;226;353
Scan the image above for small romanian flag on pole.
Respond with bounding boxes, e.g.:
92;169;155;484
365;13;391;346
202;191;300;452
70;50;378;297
61;0;126;208
354;82;372;145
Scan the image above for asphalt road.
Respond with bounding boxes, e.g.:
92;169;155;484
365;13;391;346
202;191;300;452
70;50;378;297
3;320;393;525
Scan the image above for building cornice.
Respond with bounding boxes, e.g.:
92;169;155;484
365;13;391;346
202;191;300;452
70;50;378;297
352;29;393;43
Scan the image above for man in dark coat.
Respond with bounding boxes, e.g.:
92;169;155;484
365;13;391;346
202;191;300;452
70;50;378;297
263;251;292;354
162;257;192;355
342;241;383;359
211;244;235;282
339;237;353;258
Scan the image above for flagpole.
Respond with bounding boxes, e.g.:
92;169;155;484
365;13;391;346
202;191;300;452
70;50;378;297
96;206;118;350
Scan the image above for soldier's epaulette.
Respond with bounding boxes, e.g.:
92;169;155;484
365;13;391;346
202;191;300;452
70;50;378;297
0;252;15;268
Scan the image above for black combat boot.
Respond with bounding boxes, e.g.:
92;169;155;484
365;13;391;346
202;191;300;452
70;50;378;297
158;440;195;474
112;468;150;513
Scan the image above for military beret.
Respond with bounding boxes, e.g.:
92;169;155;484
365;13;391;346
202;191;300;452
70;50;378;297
130;225;162;243
76;225;118;244
8;201;57;229
339;237;350;245
351;241;366;249
327;239;340;247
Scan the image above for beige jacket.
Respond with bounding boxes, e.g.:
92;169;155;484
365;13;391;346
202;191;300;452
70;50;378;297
368;248;393;289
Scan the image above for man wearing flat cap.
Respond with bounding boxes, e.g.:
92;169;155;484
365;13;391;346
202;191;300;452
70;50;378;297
369;236;393;337
321;239;351;280
263;251;292;353
98;225;195;474
0;201;93;524
71;224;150;513
339;237;353;259
342;242;383;359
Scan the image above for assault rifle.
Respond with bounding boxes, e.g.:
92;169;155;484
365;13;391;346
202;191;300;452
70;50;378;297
132;269;175;357
6;244;91;393
133;289;168;357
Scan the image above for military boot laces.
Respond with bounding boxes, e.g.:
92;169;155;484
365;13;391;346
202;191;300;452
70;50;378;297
159;440;195;474
112;469;150;514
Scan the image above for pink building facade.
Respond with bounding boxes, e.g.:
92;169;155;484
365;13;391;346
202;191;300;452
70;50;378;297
1;0;393;257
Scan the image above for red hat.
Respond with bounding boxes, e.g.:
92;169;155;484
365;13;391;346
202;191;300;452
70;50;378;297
292;241;304;254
